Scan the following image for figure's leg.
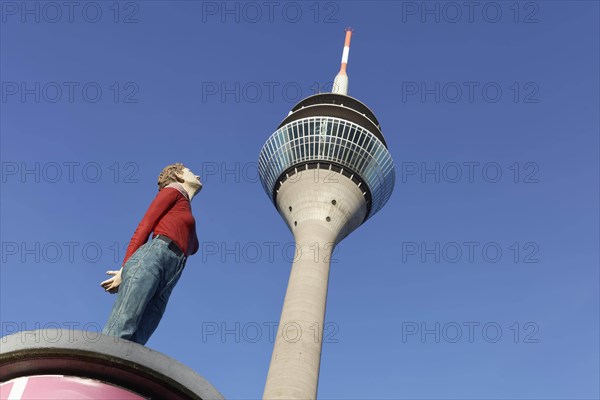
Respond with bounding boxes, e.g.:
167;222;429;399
130;256;186;345
102;240;163;342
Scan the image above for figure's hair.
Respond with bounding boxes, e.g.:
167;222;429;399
158;163;185;190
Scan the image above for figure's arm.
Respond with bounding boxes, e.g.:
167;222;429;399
100;188;179;294
101;189;179;293
189;227;199;256
121;188;179;267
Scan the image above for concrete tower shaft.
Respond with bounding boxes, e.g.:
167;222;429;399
263;171;367;398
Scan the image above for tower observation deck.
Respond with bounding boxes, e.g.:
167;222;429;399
258;30;396;399
259;92;395;223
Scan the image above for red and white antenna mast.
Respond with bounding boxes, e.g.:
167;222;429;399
332;28;353;95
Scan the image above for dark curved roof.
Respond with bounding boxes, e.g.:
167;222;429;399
0;330;224;400
279;94;387;148
290;93;381;127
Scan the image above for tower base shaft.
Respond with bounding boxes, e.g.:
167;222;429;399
263;169;367;399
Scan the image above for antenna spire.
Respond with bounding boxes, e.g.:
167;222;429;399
332;28;353;95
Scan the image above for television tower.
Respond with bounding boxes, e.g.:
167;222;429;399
258;29;395;399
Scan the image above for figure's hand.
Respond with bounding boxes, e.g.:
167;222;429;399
101;269;122;294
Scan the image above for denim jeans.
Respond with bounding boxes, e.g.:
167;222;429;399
102;236;186;345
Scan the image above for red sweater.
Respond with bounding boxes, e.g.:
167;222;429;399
122;186;199;267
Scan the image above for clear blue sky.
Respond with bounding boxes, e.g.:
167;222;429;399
1;1;598;399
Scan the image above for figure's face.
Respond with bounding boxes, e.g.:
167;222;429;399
180;167;202;192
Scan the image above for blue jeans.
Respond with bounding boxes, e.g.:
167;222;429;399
102;236;186;345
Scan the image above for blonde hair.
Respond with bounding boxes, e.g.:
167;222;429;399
157;163;185;190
